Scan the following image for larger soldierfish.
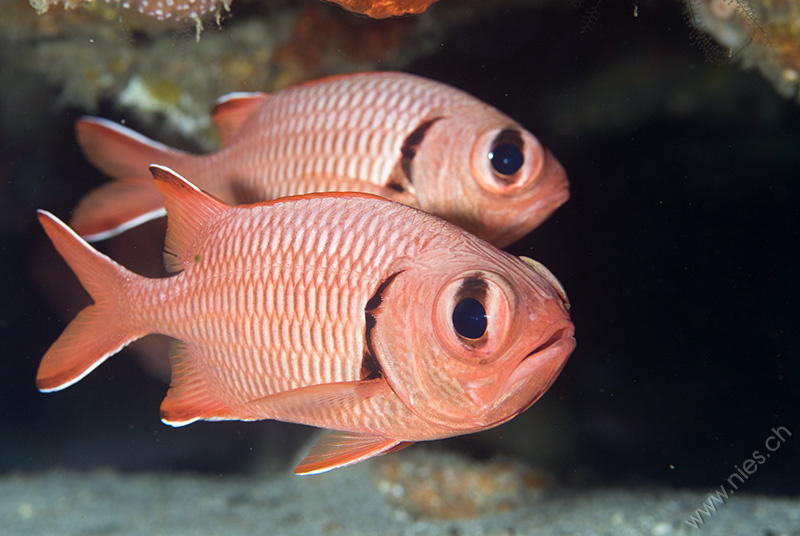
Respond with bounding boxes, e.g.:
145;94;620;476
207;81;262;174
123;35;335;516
37;165;575;474
72;72;569;247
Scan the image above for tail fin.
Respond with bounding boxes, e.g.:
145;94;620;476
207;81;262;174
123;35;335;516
71;117;190;241
37;210;146;392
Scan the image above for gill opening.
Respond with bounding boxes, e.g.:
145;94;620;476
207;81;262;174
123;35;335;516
361;271;403;380
385;117;444;193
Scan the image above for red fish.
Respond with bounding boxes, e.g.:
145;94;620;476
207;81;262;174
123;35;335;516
72;72;568;247
38;165;575;474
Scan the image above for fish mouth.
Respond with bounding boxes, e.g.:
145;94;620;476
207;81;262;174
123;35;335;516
497;323;576;409
518;162;570;224
459;320;574;428
526;325;572;361
485;153;569;247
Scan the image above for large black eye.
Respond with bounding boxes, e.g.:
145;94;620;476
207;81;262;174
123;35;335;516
488;129;525;178
452;297;487;340
489;143;524;176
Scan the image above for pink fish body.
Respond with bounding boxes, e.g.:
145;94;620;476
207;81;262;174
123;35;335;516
72;72;568;247
38;165;575;474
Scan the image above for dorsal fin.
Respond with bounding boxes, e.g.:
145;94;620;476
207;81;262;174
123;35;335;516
149;165;229;273
211;92;267;147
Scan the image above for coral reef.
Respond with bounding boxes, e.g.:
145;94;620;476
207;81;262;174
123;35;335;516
685;0;800;101
273;5;420;82
0;0;445;149
28;0;440;22
1;0;552;148
29;0;227;23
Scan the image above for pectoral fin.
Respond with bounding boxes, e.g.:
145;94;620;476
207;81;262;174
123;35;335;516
295;431;412;475
247;379;389;424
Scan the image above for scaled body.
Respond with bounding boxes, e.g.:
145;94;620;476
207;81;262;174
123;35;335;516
73;72;569;247
38;166;575;473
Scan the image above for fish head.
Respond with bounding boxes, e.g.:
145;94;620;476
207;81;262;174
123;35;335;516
370;240;575;435
410;112;569;248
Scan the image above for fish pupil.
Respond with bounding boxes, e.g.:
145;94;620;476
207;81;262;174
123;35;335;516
452;297;487;340
489;143;524;176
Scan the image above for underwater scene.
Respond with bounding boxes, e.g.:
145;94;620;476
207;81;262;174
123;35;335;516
1;0;798;534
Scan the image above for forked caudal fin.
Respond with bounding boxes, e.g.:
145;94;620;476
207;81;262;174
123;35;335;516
71;117;190;241
36;210;147;392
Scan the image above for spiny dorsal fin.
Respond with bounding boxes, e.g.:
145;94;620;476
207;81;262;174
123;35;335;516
149;165;229;273
212;92;267;148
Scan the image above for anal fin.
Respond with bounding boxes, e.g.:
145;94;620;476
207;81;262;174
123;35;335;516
295;431;412;475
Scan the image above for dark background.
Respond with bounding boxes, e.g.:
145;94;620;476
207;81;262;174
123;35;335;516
2;0;798;494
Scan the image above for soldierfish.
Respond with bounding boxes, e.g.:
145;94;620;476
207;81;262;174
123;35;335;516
72;72;569;247
37;165;575;474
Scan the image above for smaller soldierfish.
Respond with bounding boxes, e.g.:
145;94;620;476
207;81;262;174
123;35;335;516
37;165;575;474
71;72;569;247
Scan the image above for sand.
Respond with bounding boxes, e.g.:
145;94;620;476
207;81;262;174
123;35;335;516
2;453;798;536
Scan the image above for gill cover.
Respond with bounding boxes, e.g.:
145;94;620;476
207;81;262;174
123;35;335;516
407;114;569;248
367;243;571;432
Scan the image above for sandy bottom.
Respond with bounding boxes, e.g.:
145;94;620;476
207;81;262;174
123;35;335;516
1;450;798;536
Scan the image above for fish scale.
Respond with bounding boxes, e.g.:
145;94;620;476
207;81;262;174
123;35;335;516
147;197;411;403
136;193;418;419
36;165;575;473
72;72;569;247
211;74;449;192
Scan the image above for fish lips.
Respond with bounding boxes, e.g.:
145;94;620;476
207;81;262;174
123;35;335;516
473;321;576;428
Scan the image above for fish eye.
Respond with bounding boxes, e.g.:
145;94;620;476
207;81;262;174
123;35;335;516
488;130;525;179
472;127;543;195
489;143;524;177
452;297;487;340
434;271;515;364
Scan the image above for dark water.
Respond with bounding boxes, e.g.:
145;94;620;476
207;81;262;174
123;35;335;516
1;0;798;498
